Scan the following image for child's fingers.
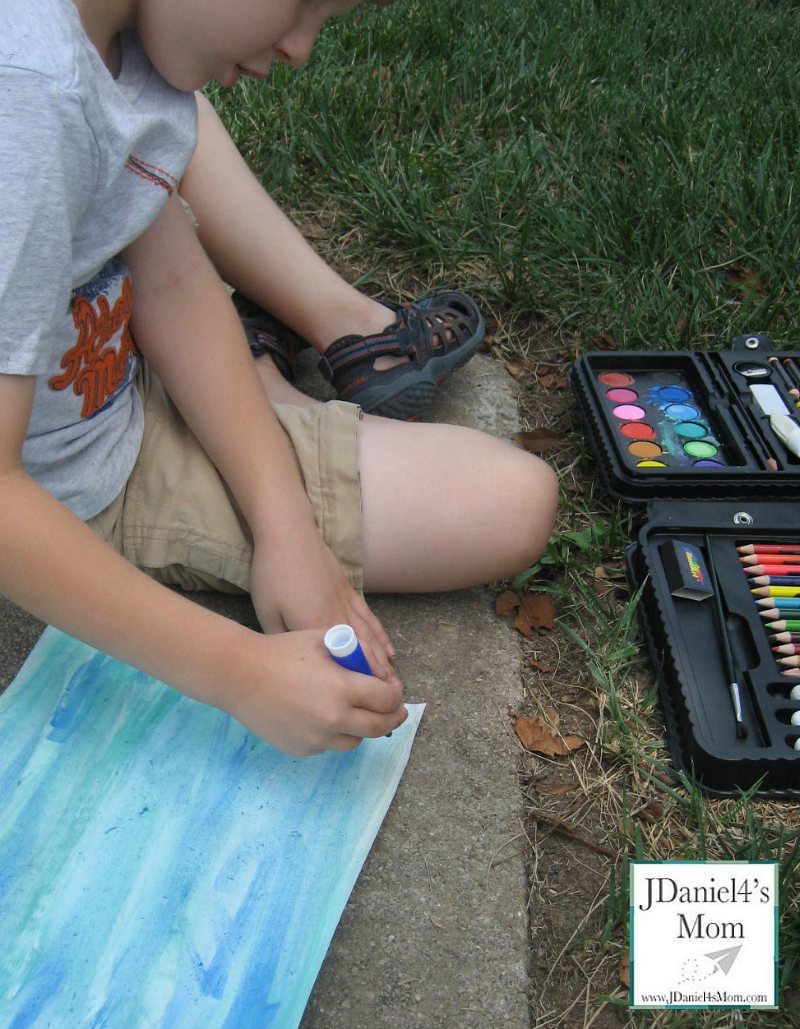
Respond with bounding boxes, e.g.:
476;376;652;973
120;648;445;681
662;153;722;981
349;594;395;658
327;734;364;753
348;673;406;720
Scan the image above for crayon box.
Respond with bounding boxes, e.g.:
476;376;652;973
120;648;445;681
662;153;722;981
570;334;800;797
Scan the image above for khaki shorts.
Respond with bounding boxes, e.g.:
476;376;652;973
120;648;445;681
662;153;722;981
88;364;364;594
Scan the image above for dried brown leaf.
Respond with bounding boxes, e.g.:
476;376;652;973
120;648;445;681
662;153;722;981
511;709;585;757
512;610;533;639
538;372;569;391
511;429;568;454
504;360;529;380
618;947;631;988
495;590;520;617
535;782;580;797
592;332;617;351
635;800;665;823
519;592;556;631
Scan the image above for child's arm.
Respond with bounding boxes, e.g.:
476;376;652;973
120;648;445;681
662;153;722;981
0;374;406;755
178;94;385;350
119;193;394;665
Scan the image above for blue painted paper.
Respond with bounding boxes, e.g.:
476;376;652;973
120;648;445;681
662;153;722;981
0;627;423;1028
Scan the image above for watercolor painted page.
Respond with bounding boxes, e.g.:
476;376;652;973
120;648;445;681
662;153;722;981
0;627;424;1029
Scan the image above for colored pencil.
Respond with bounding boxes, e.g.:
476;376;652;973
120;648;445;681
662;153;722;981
783;357;800;390
751;586;800;597
759;608;800;620
773;644;800;656
785;669;800;679
770;631;800;644
779;656;800;668
768;355;800;397
756;597;800;609
741;553;800;565
704;534;748;739
738;543;800;555
750;575;800;586
766;619;800;631
745;564;800;576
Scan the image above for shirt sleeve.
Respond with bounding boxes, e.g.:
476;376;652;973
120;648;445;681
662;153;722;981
0;69;95;375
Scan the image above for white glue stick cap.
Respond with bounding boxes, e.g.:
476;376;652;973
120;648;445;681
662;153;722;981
323;624;358;658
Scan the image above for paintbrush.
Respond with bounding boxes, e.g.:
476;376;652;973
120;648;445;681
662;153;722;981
704;534;748;739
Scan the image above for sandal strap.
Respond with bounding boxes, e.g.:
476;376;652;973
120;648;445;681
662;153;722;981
318;291;480;384
318;315;414;383
232;291;308;382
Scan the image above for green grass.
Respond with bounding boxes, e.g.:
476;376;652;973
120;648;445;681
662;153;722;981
209;0;800;351
208;2;800;1023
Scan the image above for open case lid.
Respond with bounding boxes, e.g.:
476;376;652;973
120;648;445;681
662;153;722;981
570;334;800;503
627;499;800;798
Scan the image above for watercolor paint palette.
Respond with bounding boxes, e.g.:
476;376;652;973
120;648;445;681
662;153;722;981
593;368;728;470
627;501;800;797
571;334;800;795
570;334;800;501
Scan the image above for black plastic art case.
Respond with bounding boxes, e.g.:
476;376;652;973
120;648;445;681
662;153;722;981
570;334;800;502
627;501;800;798
570;335;800;796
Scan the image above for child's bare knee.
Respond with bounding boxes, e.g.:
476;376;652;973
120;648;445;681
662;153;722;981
501;452;558;577
524;457;559;561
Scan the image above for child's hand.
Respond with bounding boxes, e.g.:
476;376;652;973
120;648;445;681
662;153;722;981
224;629;407;756
249;531;396;681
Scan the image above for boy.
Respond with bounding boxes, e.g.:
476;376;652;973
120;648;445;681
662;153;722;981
0;0;559;756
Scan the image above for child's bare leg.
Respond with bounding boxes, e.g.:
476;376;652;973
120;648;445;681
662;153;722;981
253;354;319;406
251;361;557;590
358;416;559;592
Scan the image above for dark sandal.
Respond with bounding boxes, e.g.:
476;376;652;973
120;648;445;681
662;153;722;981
232;291;309;382
317;290;484;419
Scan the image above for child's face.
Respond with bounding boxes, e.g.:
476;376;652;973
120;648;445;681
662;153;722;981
134;0;366;92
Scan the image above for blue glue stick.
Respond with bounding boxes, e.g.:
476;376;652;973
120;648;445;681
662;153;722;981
324;624;373;675
324;624;393;736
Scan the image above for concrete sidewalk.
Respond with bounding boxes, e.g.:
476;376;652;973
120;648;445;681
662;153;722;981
0;353;532;1028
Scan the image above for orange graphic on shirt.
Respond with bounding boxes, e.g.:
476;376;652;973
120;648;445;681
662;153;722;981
49;276;137;419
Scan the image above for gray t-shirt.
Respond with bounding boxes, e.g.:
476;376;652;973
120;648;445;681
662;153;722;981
0;0;197;519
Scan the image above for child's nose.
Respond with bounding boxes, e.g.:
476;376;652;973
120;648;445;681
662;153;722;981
274;23;320;68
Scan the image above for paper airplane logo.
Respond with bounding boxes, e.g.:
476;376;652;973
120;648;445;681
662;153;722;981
704;945;742;976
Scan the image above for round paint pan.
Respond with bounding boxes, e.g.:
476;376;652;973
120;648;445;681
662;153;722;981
605;387;638;403
664;402;700;420
597;372;634;387
683;440;719;459
653;386;691;403
627;440;662;459
693;459;724;467
611;404;646;421
636;460;667;467
674;421;708;440
619;421;656;439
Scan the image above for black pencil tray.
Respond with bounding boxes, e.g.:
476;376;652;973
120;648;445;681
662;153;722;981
627;501;800;798
570;334;800;796
569;334;800;502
